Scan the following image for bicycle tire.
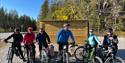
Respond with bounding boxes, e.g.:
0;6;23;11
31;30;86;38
105;56;125;63
29;50;34;63
62;52;69;63
92;56;103;63
40;49;48;63
74;46;85;61
22;46;27;59
7;47;13;63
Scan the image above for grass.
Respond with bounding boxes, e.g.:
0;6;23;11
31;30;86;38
0;41;7;48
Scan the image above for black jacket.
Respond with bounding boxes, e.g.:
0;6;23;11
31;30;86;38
103;34;118;45
36;31;50;44
5;32;23;44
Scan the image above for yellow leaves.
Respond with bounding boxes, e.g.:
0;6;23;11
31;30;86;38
56;16;68;20
52;4;78;20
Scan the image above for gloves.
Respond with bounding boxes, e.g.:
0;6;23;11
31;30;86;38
4;39;8;43
57;41;60;44
71;42;75;46
99;45;103;48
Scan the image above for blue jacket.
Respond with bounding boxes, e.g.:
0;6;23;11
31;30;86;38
56;29;75;44
88;33;101;47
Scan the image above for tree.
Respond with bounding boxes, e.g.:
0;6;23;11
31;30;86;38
0;7;37;32
38;0;49;20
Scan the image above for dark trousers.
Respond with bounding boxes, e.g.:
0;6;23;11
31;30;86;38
39;42;48;51
38;42;48;57
58;42;68;52
11;43;25;60
25;44;36;60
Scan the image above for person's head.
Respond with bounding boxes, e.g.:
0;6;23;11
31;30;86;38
89;29;94;35
14;28;20;34
106;28;113;36
28;27;33;33
63;23;70;30
39;28;44;32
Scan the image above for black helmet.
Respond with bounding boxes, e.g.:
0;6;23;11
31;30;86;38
107;28;113;33
14;28;20;32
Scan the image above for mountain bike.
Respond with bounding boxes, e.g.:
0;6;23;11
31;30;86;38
103;40;124;63
6;42;23;63
24;44;35;63
74;43;103;63
57;44;71;63
40;46;48;63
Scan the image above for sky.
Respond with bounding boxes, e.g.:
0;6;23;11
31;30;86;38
1;0;44;20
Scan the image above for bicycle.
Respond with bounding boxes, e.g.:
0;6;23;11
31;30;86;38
56;44;71;63
24;44;35;63
74;43;103;63
39;45;49;63
6;41;23;63
101;40;124;63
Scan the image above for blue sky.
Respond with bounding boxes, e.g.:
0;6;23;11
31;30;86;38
1;0;44;20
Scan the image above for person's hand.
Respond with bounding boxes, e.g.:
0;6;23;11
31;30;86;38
57;41;60;44
98;45;103;48
71;42;75;46
21;42;25;46
48;42;51;44
4;39;8;43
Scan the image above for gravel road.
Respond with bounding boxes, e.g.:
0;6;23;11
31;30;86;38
0;33;125;63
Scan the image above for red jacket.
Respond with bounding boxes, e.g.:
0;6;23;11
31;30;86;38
23;32;35;44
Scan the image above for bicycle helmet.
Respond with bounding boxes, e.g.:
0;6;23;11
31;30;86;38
14;28;20;32
107;28;113;33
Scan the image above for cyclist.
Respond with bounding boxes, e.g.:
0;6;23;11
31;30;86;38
23;27;36;61
103;28;118;56
56;23;75;52
87;29;101;60
4;28;26;62
36;28;51;57
88;29;101;47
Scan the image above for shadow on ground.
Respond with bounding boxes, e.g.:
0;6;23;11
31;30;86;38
117;49;125;59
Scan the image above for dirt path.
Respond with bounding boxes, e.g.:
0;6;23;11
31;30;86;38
0;37;125;63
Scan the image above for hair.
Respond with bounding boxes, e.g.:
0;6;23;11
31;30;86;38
63;23;70;27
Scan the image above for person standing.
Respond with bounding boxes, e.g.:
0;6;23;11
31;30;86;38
36;28;51;57
103;28;118;56
4;28;26;62
23;27;36;61
56;23;75;52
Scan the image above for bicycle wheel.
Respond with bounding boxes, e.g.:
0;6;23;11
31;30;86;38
91;56;103;63
105;56;124;63
22;46;27;59
29;50;34;63
74;46;86;61
40;49;48;63
62;52;69;63
7;47;13;63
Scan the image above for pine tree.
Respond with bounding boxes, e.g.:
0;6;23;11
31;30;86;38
38;0;49;20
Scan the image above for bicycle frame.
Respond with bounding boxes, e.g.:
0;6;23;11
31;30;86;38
40;46;48;63
82;44;97;62
25;44;35;63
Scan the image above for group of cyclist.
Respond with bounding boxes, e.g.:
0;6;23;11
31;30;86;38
4;23;119;62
